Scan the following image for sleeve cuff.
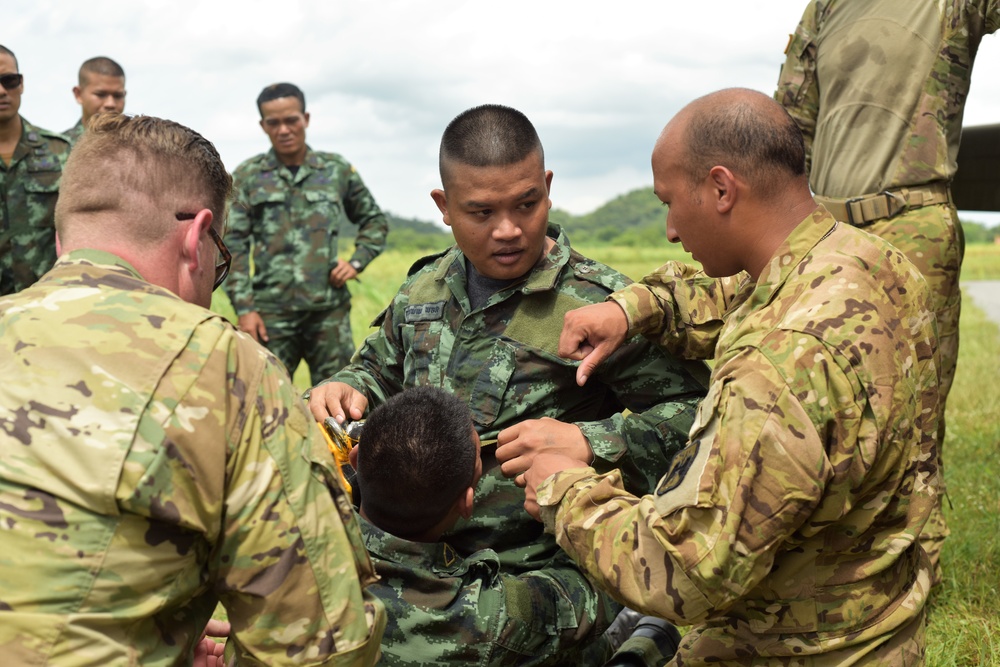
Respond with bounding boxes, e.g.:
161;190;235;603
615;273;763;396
536;467;598;533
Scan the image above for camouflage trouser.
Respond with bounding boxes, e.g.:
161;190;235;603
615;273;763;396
260;301;356;387
866;202;962;584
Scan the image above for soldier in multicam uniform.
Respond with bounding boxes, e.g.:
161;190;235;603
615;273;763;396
524;89;941;665
309;104;709;662
226;82;389;385
775;0;999;581
352;386;625;665
0;113;385;665
62;56;127;145
0;45;71;296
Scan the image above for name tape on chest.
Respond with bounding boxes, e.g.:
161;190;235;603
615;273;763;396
404;301;446;323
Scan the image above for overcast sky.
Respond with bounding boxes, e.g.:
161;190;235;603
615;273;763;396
9;0;1000;226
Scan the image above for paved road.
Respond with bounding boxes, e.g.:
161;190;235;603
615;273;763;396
964;281;1000;325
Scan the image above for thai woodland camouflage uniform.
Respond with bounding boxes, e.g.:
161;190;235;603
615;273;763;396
0;117;70;295
361;516;615;666
61;119;85;145
775;0;1000;575
537;209;940;666
227;147;388;383
322;224;709;654
0;251;385;666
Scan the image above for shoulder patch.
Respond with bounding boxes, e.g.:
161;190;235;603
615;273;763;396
656;441;700;495
404;301;445;323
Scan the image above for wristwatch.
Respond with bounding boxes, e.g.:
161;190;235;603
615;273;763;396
349;259;363;272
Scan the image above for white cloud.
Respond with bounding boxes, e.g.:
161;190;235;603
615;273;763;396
8;0;999;223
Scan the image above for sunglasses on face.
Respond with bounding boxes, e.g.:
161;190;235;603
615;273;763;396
176;213;231;290
0;73;23;90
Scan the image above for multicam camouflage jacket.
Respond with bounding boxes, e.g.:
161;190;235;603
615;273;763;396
329;224;708;573
361;517;615;666
0;250;385;666
0;117;70;295
775;0;1000;197
537;208;941;665
226;147;389;314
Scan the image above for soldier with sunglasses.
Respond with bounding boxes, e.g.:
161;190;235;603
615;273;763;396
0;45;71;296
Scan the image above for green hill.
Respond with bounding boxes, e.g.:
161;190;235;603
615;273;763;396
354;189;996;252
551;186;664;246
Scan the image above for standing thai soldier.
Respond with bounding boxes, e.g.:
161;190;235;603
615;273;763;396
0;44;71;295
62;56;126;145
227;82;389;384
775;0;999;582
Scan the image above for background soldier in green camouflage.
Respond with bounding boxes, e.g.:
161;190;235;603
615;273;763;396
524;89;941;665
353;386;627;665
775;0;1000;581
62;56;127;145
0;45;71;295
0;112;385;665
309;104;709;661
227;82;389;385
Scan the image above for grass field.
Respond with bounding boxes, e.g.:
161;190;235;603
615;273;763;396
211;243;1000;663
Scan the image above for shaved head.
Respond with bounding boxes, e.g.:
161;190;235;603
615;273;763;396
660;88;806;197
439;104;544;187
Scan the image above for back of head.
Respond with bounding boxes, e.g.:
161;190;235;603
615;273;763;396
256;82;306;115
79;56;125;84
439;104;543;185
678;88;806;197
55;113;232;251
356;387;477;540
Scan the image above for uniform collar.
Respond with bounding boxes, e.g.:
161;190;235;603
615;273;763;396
361;516;474;576
433;223;571;295
262;145;317;175
741;206;839;312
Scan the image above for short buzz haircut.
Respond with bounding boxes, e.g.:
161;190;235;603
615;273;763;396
79;56;125;85
356;387;478;541
439;104;544;186
55;113;232;247
682;88;806;197
256;82;306;116
0;45;17;71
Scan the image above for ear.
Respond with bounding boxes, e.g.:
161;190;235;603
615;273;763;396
72;86;83;104
430;189;450;226
348;444;359;468
179;208;215;274
55;232;63;258
456;485;475;520
709;165;737;214
303;111;310;128
258;118;268;134
544;170;554;210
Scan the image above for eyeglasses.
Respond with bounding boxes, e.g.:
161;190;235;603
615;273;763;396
176;213;231;290
0;73;23;90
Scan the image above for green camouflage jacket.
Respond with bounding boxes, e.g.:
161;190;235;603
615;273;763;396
62;119;85;145
226;147;389;314
0;250;385;666
775;0;1000;197
537;208;941;665
0;117;70;295
328;225;708;572
361;517;614;666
